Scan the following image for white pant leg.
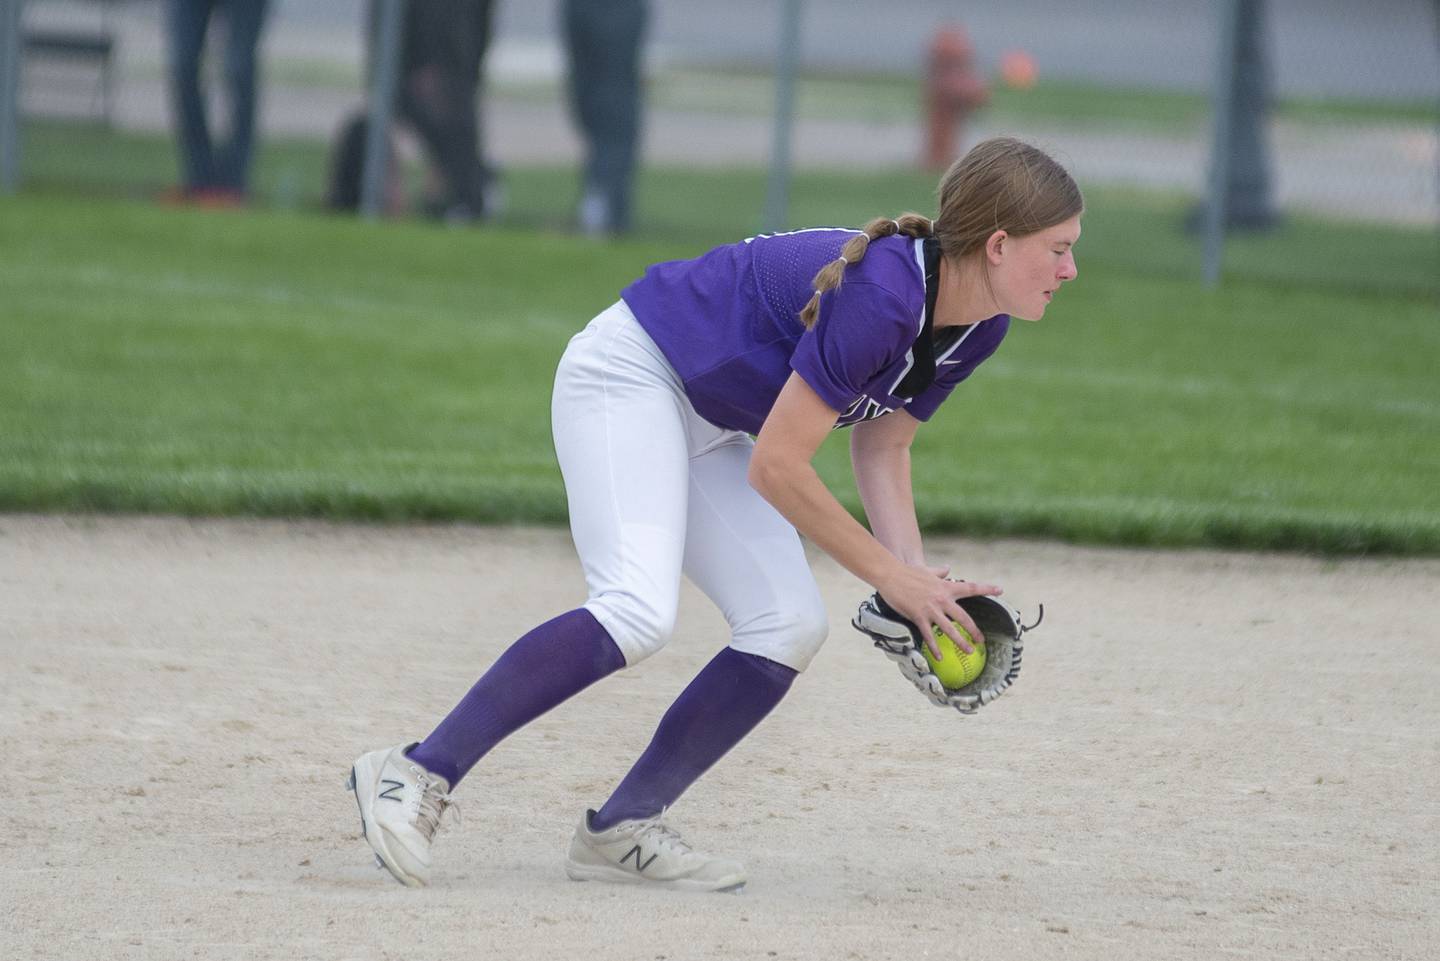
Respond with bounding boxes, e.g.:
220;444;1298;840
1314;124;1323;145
551;302;733;665
682;436;830;673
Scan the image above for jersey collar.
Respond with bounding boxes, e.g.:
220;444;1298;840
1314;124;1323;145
893;237;945;399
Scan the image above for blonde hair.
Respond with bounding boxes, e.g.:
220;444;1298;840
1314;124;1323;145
798;138;1083;328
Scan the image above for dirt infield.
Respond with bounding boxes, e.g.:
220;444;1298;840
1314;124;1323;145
3;515;1436;961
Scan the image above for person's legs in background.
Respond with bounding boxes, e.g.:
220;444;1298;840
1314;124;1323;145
215;0;271;198
452;0;500;218
398;0;493;222
562;0;647;235
167;0;217;196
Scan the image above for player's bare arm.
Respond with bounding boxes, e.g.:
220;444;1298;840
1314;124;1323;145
849;408;926;565
749;373;893;583
751;373;995;654
849;410;1003;653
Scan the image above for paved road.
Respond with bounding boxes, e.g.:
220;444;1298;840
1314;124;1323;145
277;0;1440;100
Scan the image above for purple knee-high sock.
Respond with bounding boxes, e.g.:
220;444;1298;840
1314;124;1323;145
590;647;797;831
407;608;625;787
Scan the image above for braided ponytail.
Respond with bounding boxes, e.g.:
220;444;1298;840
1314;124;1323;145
798;213;934;328
797;139;1083;330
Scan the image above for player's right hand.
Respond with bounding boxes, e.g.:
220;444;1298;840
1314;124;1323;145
875;564;1002;658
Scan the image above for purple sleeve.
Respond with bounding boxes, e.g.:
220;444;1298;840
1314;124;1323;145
789;282;914;414
903;317;1011;422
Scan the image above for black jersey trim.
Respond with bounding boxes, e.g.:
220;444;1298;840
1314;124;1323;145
894;238;978;398
894;238;943;399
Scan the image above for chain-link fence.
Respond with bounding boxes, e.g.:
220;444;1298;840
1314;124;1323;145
5;0;1437;288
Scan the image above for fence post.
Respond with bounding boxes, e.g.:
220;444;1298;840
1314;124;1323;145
1203;0;1276;286
0;0;24;194
361;0;405;220
1202;0;1243;288
762;0;802;234
1225;0;1276;230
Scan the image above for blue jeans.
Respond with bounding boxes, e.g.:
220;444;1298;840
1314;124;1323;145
562;0;647;232
168;0;270;193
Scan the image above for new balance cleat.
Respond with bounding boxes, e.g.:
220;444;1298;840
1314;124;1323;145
565;810;746;892
348;743;455;887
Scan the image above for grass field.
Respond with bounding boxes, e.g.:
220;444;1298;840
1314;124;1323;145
3;161;1438;555
19;123;1439;300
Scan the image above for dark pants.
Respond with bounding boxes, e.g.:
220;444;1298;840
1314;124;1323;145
369;0;495;217
563;0;647;233
168;0;270;194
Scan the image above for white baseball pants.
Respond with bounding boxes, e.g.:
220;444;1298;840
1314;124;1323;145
551;301;829;672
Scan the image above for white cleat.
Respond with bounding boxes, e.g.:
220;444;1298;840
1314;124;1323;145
347;743;455;888
565;810;746;893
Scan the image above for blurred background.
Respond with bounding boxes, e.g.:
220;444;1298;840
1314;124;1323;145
9;0;1437;235
2;0;1438;552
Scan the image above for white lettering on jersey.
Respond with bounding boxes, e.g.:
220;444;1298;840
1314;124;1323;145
836;396;897;428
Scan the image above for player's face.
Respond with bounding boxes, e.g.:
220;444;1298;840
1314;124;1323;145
990;215;1081;321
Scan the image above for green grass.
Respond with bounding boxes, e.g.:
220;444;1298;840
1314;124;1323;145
3;176;1437;554
19;123;1439;300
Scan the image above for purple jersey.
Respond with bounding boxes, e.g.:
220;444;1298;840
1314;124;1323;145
621;229;1009;434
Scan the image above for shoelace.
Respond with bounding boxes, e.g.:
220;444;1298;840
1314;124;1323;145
410;768;459;842
632;814;692;855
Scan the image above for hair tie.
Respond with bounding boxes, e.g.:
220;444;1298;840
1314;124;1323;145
838;255;849;266
891;219;902;232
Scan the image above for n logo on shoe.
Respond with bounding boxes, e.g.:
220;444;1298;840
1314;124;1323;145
620;845;658;873
378;779;404;802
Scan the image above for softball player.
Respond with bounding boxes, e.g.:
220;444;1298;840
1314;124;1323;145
349;137;1082;891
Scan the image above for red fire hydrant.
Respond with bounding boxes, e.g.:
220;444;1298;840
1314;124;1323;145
923;26;990;170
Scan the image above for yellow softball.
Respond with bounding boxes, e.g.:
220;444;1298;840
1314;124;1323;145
923;623;987;690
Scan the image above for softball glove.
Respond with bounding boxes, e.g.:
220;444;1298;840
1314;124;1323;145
852;591;1041;715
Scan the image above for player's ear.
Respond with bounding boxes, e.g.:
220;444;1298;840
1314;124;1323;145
985;229;1007;265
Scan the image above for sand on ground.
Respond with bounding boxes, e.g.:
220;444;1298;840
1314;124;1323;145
2;515;1436;961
